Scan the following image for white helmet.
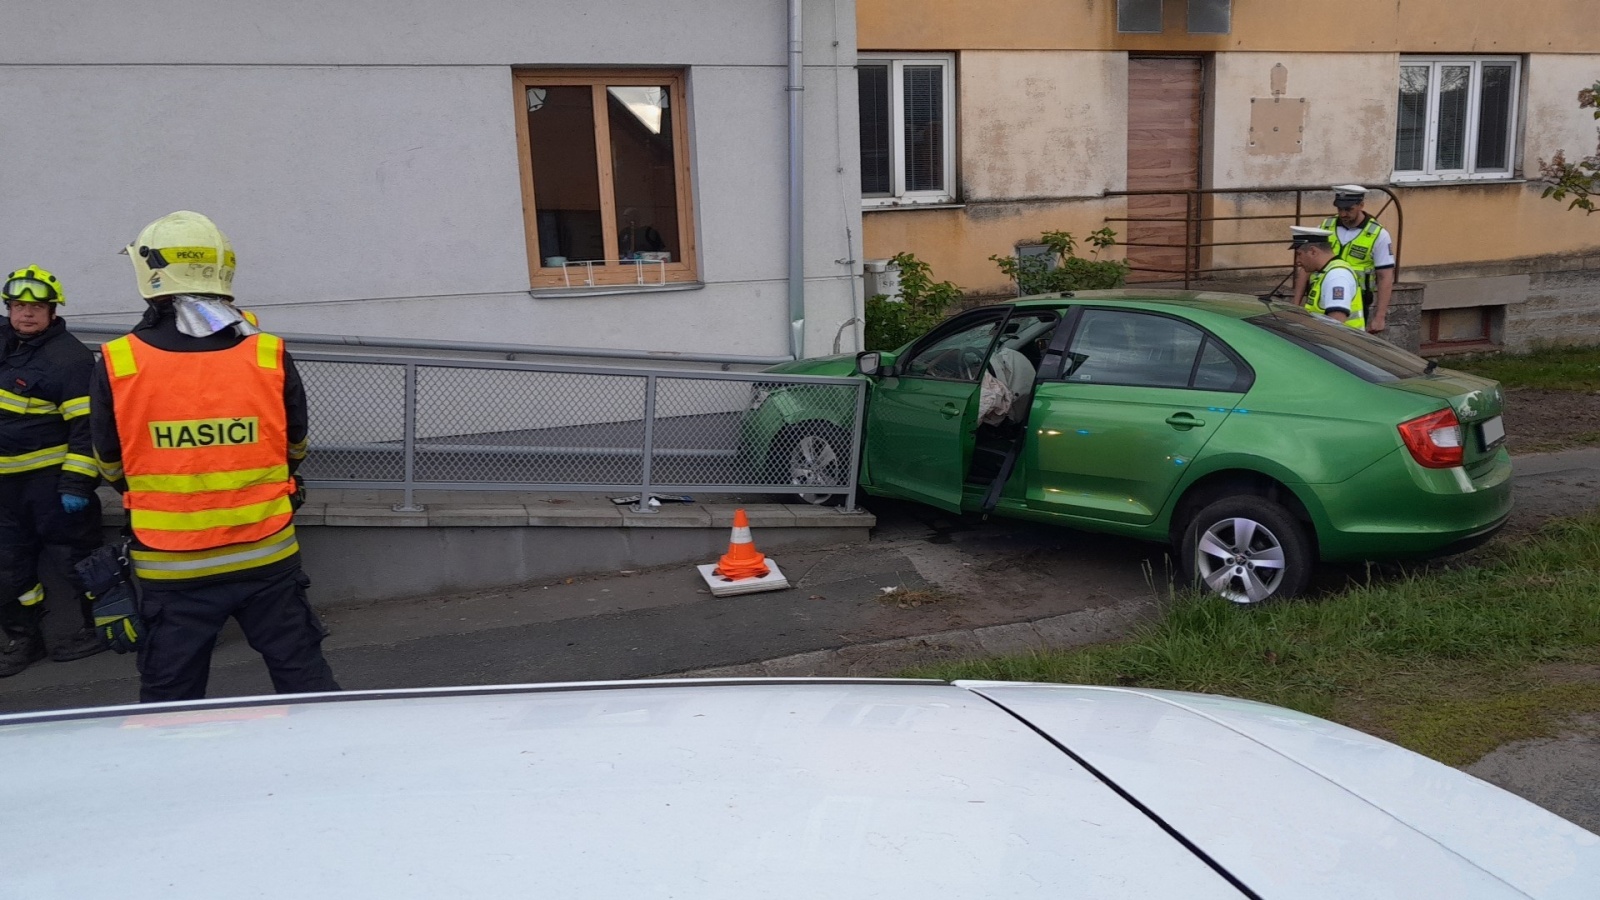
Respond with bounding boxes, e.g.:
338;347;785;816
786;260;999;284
123;210;236;299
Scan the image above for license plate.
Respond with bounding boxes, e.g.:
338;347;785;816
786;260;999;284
1479;415;1505;451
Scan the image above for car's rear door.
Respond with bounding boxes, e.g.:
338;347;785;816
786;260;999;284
866;308;1009;511
1023;308;1250;525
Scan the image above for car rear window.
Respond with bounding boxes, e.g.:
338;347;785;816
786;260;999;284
1248;308;1430;382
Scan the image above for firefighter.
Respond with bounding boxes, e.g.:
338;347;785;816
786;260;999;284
1290;226;1365;329
90;211;338;702
1292;185;1396;333
0;266;107;676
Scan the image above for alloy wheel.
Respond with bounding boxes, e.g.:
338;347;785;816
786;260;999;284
1193;516;1288;603
787;434;842;505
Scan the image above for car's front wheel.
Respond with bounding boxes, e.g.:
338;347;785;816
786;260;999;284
768;423;851;506
1180;495;1312;604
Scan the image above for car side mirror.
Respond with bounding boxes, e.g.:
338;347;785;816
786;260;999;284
855;351;882;376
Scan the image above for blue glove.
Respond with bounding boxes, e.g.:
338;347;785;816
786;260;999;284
61;493;90;514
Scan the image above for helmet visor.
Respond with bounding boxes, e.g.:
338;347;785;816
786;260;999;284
2;277;61;303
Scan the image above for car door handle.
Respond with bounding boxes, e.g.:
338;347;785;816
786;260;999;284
1165;413;1205;429
940;402;961;419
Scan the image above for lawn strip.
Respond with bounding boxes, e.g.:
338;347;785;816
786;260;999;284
1449;345;1600;392
910;514;1600;766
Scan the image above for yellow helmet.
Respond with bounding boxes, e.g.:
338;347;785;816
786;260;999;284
123;211;236;299
3;265;65;305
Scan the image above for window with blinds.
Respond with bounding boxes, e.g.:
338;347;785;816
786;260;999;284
858;55;955;207
1393;57;1521;182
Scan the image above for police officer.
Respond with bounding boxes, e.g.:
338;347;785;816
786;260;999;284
1293;185;1396;332
1290;226;1365;329
0;266;107;676
90;211;338;702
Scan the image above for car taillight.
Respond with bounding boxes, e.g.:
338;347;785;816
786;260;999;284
1398;408;1463;468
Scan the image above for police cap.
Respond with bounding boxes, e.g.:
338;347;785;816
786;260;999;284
1332;184;1368;208
1289;226;1334;249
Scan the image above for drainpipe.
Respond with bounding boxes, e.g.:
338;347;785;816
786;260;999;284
786;0;805;357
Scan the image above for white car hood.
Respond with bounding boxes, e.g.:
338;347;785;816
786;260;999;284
965;682;1600;900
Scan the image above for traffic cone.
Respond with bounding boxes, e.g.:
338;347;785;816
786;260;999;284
713;508;770;579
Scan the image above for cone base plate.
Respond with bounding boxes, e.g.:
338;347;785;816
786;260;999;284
697;561;789;597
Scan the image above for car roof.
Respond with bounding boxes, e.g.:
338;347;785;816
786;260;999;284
1011;288;1283;320
4;679;1597;899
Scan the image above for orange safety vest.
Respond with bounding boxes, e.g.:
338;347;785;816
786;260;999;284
102;333;295;552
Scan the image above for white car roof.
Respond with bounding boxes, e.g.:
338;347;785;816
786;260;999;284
4;679;1597;899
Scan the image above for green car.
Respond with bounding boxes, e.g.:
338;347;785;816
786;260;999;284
748;290;1511;603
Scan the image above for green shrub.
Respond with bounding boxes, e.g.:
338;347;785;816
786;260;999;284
863;252;964;351
991;227;1130;296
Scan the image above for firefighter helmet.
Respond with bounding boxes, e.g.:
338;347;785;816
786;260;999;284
2;265;65;305
123;211;236;300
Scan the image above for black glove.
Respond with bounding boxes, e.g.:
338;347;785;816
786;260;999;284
76;544;143;654
291;473;307;511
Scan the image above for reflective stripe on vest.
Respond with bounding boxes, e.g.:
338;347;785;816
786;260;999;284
1320;215;1384;294
129;524;300;581
104;333;295;551
1305;259;1366;330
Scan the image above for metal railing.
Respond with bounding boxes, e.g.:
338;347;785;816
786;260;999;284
1103;185;1404;288
289;351;866;513
67;323;793;368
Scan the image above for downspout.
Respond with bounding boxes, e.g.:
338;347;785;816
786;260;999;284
786;0;805;358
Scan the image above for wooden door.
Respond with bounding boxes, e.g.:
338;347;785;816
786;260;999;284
1126;58;1203;283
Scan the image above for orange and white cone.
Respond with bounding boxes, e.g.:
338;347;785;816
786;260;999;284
713;508;770;580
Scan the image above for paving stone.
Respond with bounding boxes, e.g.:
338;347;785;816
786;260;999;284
323;506;430;527
759;649;837;677
703;504;797;529
426;506;536;527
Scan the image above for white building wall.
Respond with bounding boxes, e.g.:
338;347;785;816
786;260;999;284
0;0;862;358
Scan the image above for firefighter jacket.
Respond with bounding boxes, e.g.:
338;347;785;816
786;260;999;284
90;303;310;584
0;316;99;494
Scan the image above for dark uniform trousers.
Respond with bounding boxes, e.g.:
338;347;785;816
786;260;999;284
0;468;102;639
135;561;340;703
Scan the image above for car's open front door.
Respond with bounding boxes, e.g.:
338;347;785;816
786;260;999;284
865;309;1009;512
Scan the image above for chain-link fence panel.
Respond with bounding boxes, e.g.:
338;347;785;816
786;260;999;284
298;360;408;482
292;351;863;501
413;365;648;486
648;376;861;497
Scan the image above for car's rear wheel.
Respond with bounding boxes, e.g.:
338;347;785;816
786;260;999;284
1180;495;1312;604
769;423;851;506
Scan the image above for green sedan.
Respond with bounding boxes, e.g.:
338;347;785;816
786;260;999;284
749;290;1511;603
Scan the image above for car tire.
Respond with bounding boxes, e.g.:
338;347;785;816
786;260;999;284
1180;495;1312;604
768;422;852;506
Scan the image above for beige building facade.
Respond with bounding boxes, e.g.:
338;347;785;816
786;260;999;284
857;0;1600;353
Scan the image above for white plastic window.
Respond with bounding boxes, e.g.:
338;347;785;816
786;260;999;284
859;55;957;207
1393;57;1520;182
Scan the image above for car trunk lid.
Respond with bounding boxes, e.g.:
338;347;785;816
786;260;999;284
1384;369;1506;471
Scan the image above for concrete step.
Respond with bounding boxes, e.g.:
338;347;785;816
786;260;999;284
92;488;874;607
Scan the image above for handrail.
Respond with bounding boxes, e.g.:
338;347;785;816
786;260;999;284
64;322;794;368
1102;185;1403;288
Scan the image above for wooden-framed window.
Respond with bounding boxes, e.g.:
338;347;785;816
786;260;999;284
1422;307;1496;351
512;69;698;289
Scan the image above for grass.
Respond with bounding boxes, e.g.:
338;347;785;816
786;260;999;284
1449;344;1600;392
908;513;1600;766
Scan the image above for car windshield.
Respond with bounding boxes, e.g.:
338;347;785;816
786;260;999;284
1247;308;1430;382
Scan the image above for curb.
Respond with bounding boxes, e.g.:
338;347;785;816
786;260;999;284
672;600;1159;679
